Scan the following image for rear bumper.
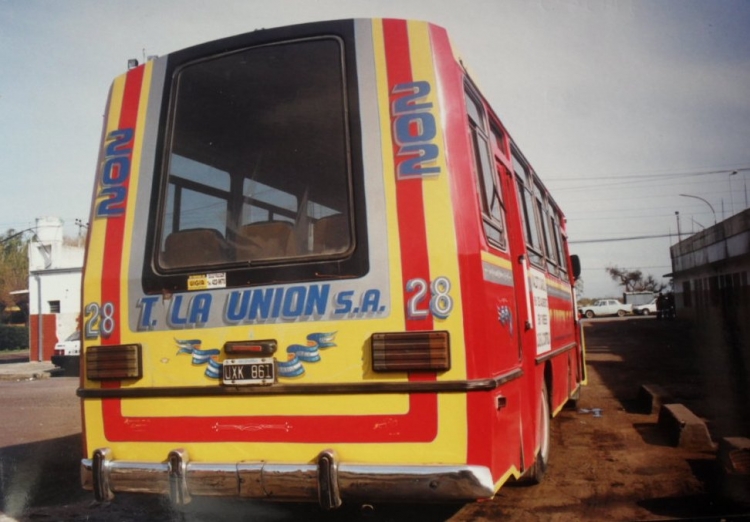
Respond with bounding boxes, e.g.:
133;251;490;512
81;448;495;509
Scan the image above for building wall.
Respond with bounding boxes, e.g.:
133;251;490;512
27;217;84;361
29;314;58;361
670;209;750;353
28;270;82;360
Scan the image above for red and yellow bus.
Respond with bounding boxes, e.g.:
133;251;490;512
79;18;584;509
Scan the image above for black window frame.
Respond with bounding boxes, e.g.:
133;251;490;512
141;21;369;294
512;148;544;268
464;84;507;251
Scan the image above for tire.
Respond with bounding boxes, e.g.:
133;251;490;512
526;383;551;484
585;310;594;319
617;310;625;317
641;309;650;316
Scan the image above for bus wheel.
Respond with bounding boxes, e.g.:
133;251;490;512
527;383;551;484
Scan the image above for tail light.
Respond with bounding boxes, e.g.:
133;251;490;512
85;345;142;380
371;331;450;372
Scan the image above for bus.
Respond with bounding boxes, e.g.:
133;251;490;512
78;18;584;510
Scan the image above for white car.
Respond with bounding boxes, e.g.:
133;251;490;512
633;298;658;316
579;299;632;318
51;330;80;375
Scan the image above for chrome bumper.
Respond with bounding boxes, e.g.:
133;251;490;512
81;448;495;509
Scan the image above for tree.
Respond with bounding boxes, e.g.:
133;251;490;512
0;229;29;322
606;265;667;293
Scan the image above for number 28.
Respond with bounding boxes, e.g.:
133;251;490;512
85;302;116;339
406;276;453;319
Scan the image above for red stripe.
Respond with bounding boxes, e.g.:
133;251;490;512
101;66;144;348
384;19;434;336
101;68;143;430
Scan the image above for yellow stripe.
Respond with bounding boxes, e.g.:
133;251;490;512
407;19;468;461
481;250;513;270
84;76;126;313
406;20;467;380
372;20;407;339
83;74;127;445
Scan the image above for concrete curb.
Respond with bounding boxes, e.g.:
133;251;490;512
0;362;57;381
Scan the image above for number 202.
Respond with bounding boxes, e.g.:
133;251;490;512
95;128;133;217
391;81;441;178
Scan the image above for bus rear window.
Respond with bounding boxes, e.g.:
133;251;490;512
158;37;352;270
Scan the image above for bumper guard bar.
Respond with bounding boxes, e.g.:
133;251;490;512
82;448;495;509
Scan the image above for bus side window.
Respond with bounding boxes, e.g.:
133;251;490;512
512;151;544;267
465;86;506;250
550;210;568;280
535;182;556;273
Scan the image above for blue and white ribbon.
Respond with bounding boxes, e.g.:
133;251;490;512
277;332;337;378
176;339;222;379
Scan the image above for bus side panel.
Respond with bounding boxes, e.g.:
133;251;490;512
498;148;545;479
428;24;524;485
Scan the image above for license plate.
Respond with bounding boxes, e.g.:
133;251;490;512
222;357;275;385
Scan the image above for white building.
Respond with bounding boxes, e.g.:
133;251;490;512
28;217;84;362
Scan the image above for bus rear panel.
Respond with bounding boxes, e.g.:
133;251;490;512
79;18;583;509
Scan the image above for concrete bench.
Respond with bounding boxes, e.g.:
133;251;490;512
716;437;750;506
637;384;673;414
657;403;715;451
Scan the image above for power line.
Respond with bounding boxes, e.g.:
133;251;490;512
569;232;676;244
584;265;672;270
547;165;750;183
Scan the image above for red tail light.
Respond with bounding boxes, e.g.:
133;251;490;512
85;345;142;380
371;331;450;372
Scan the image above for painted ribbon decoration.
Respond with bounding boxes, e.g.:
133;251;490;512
176;338;222;379
277;332;337;378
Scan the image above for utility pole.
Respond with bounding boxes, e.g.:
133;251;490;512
675;211;682;242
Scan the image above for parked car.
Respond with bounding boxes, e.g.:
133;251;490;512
51;330;80;375
634;298;658;316
578;299;632;318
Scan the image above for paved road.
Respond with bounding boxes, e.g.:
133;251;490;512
0;318;748;521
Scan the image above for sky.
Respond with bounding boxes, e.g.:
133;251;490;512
1;0;749;298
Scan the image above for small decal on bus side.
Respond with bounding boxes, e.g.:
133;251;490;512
187;273;227;291
390;81;442;178
95;128;134;218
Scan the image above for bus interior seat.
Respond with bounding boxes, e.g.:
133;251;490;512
313;214;349;254
162;228;229;268
236;221;295;260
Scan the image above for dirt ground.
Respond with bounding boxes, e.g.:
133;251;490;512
1;317;749;521
455;317;750;521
